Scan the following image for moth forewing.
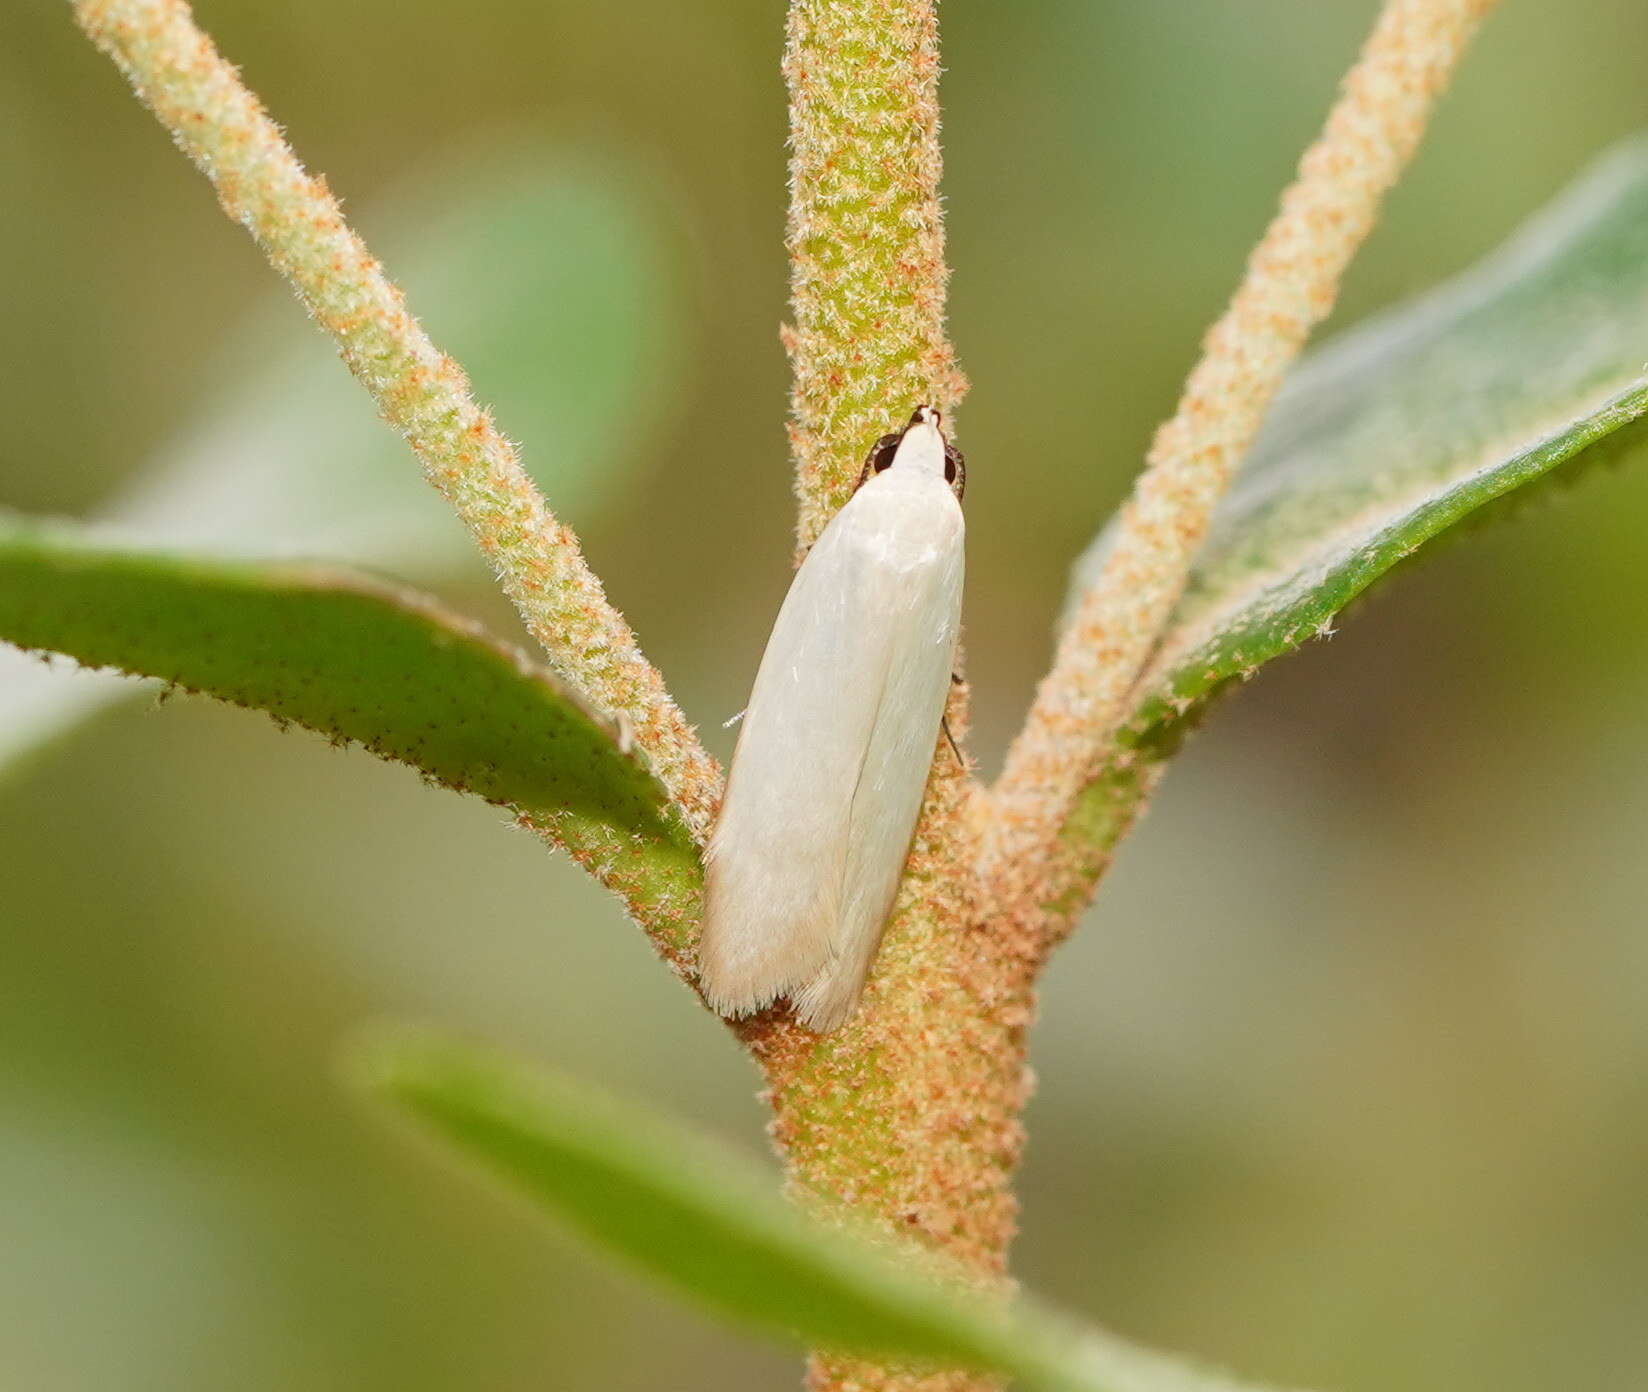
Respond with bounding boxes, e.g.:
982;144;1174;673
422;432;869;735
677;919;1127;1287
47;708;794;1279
699;408;964;1032
791;486;962;1029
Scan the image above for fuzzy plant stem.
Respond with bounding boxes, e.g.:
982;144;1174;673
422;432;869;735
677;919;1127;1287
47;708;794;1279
986;0;1501;955
783;0;969;548
69;0;721;845
753;5;1016;1392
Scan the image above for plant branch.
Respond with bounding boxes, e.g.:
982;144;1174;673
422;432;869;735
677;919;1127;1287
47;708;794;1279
69;0;720;844
784;0;969;547
758;6;1015;1392
986;0;1500;953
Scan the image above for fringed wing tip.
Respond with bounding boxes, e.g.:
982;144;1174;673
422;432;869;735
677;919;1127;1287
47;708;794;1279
790;968;862;1034
698;946;813;1025
698;952;860;1034
698;979;780;1023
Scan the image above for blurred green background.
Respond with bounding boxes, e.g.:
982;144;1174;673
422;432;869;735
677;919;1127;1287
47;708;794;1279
5;1;1648;1388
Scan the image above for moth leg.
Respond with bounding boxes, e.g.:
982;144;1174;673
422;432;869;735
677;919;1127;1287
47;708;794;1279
941;673;967;766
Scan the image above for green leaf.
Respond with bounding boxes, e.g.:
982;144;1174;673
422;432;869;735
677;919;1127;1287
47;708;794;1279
354;1028;1291;1392
1064;134;1648;858
0;516;700;929
0;140;685;772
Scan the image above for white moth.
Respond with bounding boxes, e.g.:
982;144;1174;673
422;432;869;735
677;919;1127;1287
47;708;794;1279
699;405;965;1032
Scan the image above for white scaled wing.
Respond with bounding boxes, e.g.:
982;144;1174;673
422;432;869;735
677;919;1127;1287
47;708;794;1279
699;465;963;1031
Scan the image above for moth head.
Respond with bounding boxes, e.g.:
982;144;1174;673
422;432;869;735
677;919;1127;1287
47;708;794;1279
856;404;965;501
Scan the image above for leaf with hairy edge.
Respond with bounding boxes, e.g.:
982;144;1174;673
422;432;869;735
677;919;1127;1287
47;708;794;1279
354;1028;1296;1392
0;516;701;949
1062;135;1648;876
0;142;684;773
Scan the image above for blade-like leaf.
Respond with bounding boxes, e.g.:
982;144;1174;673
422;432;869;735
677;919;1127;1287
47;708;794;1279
0;516;700;932
1064;135;1648;863
354;1028;1293;1392
0;141;684;775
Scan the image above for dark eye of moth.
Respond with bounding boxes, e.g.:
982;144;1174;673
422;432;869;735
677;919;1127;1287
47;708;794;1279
856;432;902;490
943;442;966;501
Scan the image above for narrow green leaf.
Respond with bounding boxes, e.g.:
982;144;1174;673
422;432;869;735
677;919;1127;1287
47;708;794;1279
1063;135;1648;869
355;1029;1292;1392
0;516;700;928
0;142;684;773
